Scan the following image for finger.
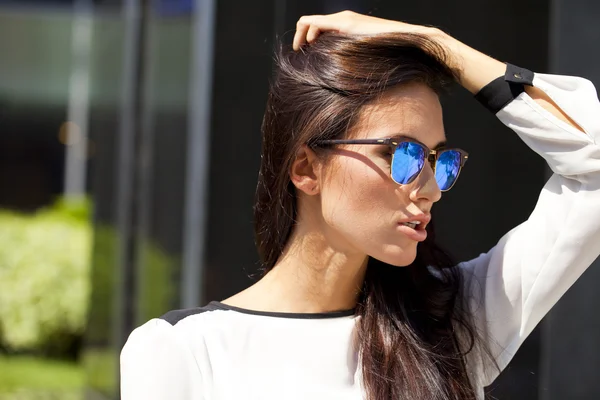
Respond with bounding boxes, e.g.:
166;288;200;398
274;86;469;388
302;14;344;32
293;18;312;51
306;25;321;44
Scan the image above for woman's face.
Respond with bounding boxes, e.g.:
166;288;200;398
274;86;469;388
318;83;445;267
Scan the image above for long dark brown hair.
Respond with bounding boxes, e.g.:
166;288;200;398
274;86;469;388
254;32;483;399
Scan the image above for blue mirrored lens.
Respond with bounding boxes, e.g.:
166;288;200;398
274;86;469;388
435;150;461;190
391;142;425;184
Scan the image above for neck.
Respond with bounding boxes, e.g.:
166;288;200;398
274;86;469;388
224;218;368;314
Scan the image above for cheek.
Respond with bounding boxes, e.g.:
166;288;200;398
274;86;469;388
321;158;389;223
322;158;399;237
319;157;419;266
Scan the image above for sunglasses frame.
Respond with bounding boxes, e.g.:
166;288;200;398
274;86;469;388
312;137;469;192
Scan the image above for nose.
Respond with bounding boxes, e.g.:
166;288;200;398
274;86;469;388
408;162;442;204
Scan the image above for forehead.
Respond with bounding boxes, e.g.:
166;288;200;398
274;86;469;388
350;83;446;148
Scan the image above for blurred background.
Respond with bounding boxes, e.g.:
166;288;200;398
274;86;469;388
0;0;598;399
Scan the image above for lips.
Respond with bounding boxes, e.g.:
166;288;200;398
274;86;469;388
397;213;430;242
398;214;431;230
397;223;428;242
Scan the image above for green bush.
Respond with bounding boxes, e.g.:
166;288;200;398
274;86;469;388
0;195;177;375
83;225;117;347
85;226;177;345
0;198;92;356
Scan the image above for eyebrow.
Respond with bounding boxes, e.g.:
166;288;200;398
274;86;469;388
388;134;447;150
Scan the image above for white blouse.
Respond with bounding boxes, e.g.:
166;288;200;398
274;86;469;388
120;68;600;400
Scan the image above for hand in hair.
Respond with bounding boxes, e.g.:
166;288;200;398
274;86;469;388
293;10;504;94
294;10;584;131
292;10;433;51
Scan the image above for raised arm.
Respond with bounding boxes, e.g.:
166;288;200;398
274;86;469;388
293;10;584;132
294;10;600;386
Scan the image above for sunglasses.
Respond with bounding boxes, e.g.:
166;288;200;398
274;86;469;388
313;137;469;192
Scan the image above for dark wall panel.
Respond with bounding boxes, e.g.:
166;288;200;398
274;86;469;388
203;0;276;302
540;0;600;399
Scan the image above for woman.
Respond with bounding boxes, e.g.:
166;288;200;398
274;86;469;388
120;11;600;400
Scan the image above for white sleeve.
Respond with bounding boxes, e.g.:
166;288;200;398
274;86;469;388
120;318;202;399
460;71;600;387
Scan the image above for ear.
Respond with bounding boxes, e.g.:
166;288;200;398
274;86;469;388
290;145;322;196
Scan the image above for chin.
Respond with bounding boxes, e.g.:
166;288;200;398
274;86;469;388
372;245;417;267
